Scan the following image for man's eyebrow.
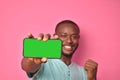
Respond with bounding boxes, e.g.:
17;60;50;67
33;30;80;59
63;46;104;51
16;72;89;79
58;32;79;35
60;33;79;35
59;33;67;35
69;32;79;35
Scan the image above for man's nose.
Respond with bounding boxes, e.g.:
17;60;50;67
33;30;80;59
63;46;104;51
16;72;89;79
66;36;72;43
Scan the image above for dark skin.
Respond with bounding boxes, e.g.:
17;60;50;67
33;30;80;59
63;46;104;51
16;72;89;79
55;23;80;65
21;23;98;80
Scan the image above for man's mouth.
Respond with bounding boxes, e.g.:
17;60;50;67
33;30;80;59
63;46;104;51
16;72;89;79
63;45;72;51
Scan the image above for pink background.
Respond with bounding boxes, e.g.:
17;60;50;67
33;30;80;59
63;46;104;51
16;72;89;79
0;0;120;80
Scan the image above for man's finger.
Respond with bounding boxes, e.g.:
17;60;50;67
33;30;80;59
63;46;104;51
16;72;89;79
84;59;98;71
33;58;41;64
53;34;59;39
27;33;34;38
85;63;96;71
43;34;51;41
41;57;48;63
85;62;97;67
28;58;34;61
85;59;98;66
38;33;44;40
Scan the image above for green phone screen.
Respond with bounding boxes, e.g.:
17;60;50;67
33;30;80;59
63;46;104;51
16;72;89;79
23;38;62;58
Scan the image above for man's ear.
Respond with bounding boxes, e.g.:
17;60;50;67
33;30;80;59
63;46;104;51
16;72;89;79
79;35;80;39
53;33;55;36
53;33;56;37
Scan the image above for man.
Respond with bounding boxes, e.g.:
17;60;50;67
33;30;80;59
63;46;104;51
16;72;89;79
21;20;98;80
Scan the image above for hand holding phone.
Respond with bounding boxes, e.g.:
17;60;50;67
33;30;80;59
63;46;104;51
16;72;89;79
23;33;61;65
23;38;62;58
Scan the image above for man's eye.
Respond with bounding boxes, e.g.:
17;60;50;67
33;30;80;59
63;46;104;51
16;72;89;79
72;35;79;39
61;35;67;38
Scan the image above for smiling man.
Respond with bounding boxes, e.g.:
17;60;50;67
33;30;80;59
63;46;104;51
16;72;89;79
21;20;98;80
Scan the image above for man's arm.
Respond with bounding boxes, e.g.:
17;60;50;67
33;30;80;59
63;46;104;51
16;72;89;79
21;58;41;73
84;59;98;80
21;57;47;77
21;33;58;77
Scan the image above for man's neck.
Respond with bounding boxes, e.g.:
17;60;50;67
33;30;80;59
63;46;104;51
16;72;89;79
60;55;72;66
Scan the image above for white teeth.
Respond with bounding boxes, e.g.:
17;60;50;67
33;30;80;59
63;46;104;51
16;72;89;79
64;46;71;49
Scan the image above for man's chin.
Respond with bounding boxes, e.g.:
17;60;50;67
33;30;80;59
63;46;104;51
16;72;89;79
62;46;78;58
62;52;73;58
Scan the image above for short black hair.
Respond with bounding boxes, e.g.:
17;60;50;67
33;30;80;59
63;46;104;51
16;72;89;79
55;20;80;33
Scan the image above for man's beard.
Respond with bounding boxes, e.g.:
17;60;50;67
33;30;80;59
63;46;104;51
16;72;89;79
62;52;73;58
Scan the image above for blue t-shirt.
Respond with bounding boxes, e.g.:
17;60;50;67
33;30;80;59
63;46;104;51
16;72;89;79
30;59;87;80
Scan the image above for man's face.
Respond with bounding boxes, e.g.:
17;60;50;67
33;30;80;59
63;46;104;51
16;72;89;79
55;23;80;57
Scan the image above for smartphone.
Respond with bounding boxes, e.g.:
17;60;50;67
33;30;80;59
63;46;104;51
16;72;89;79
23;38;62;58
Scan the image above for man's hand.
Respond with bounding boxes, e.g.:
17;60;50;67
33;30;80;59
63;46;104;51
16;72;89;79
27;33;50;64
84;59;98;80
21;33;49;73
21;33;59;73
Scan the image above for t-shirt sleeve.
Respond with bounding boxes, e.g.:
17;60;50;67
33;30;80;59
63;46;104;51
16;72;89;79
26;63;44;78
26;72;35;78
81;67;88;80
30;63;44;79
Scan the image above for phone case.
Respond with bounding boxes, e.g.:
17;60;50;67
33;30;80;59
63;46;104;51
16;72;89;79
23;38;62;58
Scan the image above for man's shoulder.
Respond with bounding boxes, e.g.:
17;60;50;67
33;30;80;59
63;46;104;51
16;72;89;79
47;59;61;63
45;59;63;66
71;61;84;69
